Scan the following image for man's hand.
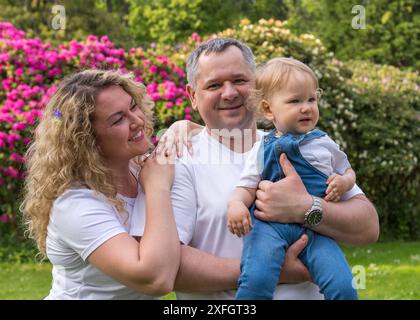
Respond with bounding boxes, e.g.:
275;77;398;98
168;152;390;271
254;153;312;224
279;234;312;283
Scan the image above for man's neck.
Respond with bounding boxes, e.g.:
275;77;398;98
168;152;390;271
207;125;258;153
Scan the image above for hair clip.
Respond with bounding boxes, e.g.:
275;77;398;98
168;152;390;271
53;110;62;118
52;110;63;124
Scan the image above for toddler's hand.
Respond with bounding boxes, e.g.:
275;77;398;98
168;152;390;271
325;174;347;202
227;202;253;237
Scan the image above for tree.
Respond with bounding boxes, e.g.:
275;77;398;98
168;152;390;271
286;0;419;69
0;0;133;48
127;0;289;44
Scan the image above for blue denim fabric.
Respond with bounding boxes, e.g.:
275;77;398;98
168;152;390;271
236;129;357;300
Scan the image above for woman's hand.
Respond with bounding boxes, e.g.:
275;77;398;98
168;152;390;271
156;120;203;157
139;147;175;192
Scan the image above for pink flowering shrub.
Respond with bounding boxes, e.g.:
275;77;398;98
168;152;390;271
0;22;195;222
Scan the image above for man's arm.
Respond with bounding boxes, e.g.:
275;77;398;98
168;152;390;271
174;235;312;292
254;154;379;245
172;153;312;293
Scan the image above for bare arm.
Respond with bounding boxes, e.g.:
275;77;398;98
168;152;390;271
88;153;180;296
254;154;379;245
229;186;256;208
325;168;357;202
174;245;240;292
314;194;379;245
174;235;312;292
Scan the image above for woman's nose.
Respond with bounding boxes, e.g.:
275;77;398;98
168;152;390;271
130;114;144;129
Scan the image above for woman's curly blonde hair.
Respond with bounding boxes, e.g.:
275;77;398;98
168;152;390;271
21;69;154;256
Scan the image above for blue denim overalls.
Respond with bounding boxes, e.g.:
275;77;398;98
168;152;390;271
236;129;357;300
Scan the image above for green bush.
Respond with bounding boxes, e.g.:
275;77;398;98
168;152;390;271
345;60;419;239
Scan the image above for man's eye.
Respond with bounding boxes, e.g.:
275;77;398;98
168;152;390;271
208;84;220;89
288;99;300;104
309;98;316;102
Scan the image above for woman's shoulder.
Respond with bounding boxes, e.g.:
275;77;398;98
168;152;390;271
53;187;111;213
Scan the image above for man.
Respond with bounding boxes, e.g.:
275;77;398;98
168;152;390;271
171;38;379;299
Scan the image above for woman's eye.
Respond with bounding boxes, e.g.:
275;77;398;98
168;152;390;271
130;104;138;110
309;98;316;102
112;117;123;125
288;99;300;104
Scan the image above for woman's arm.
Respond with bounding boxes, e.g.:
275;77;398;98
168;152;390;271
88;153;180;296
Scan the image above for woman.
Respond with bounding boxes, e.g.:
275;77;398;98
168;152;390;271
21;69;180;299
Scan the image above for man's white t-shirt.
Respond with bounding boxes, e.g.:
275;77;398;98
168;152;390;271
45;186;155;300
169;128;363;300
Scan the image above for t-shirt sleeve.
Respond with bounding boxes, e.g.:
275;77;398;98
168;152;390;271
171;155;197;245
322;135;352;175
341;183;364;201
50;189;127;261
236;141;262;188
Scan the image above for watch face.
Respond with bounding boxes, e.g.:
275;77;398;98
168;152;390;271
308;209;322;226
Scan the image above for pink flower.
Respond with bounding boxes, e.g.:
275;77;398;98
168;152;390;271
166;102;174;109
191;32;200;41
150;65;158;73
12;123;27;131
175;98;183;105
185;107;192;114
35;74;43;83
184;115;192;120
9;153;25;163
0;214;9;224
4;166;19;178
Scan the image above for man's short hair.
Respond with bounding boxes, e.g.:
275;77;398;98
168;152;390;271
186;37;256;88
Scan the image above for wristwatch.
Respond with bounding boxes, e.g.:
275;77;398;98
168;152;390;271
304;196;323;227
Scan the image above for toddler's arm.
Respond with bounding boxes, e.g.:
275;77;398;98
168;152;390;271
325;168;356;202
227;187;256;237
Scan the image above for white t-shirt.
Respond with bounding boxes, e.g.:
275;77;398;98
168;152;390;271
238;134;359;201
45;186;156;300
168;128;363;300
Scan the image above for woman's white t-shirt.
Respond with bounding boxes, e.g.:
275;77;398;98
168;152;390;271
45;186;155;300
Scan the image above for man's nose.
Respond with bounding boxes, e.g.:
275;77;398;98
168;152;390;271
221;82;239;100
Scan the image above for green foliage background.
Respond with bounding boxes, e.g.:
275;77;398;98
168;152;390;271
0;1;418;241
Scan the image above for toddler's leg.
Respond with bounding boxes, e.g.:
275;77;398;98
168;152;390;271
300;230;358;300
236;220;294;300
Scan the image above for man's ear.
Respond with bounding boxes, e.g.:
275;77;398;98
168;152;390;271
186;84;197;110
261;99;274;121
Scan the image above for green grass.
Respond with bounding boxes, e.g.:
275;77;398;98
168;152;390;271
342;241;420;299
1;242;419;299
0;262;52;299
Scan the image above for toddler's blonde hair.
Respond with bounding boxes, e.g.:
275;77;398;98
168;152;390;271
255;57;321;115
